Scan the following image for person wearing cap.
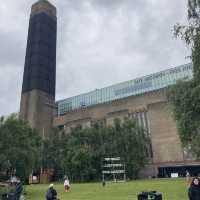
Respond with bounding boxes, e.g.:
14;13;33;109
45;183;58;200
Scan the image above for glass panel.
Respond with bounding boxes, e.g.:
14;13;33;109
57;63;193;115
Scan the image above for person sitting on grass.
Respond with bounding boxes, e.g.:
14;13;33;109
46;184;59;200
188;177;200;200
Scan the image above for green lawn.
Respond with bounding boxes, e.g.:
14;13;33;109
24;178;188;200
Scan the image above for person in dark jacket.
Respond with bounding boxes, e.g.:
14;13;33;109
14;176;23;200
46;184;58;200
188;177;200;200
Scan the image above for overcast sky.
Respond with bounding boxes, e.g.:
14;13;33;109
0;0;190;116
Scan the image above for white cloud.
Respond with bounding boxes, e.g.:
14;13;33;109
0;0;190;116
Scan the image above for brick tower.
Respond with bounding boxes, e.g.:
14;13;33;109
20;0;57;136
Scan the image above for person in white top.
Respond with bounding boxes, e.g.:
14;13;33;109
64;176;70;192
186;170;191;187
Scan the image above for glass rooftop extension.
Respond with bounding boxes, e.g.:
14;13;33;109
57;63;193;116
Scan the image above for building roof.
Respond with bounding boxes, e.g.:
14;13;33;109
56;63;193;116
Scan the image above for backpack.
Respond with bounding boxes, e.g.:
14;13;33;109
46;189;53;200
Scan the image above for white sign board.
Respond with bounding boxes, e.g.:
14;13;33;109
171;173;178;178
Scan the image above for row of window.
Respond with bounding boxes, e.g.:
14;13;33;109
129;111;149;134
57;63;193;116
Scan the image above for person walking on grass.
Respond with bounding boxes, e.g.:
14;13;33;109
64;176;70;192
186;170;191;187
188;177;200;200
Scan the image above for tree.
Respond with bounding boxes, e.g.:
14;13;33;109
0;114;42;181
61;126;104;182
101;118;150;179
168;0;200;157
174;0;200;83
42;128;66;180
60;118;150;182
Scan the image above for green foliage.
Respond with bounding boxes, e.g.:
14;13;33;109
168;0;200;157
48;118;150;182
174;0;200;84
42;128;66;180
42;128;63;168
0;114;42;181
0;185;14;198
168;82;200;157
0;115;149;182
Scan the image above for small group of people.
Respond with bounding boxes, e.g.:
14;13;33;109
7;176;23;200
45;176;70;200
9;173;200;200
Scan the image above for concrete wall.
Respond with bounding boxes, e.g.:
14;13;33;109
147;102;184;165
54;90;166;127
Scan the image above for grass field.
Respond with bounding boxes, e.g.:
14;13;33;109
24;178;189;200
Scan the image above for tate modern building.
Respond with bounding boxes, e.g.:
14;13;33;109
20;0;199;177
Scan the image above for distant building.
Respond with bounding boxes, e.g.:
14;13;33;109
20;0;200;177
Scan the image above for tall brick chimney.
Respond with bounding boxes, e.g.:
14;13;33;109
20;0;57;136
